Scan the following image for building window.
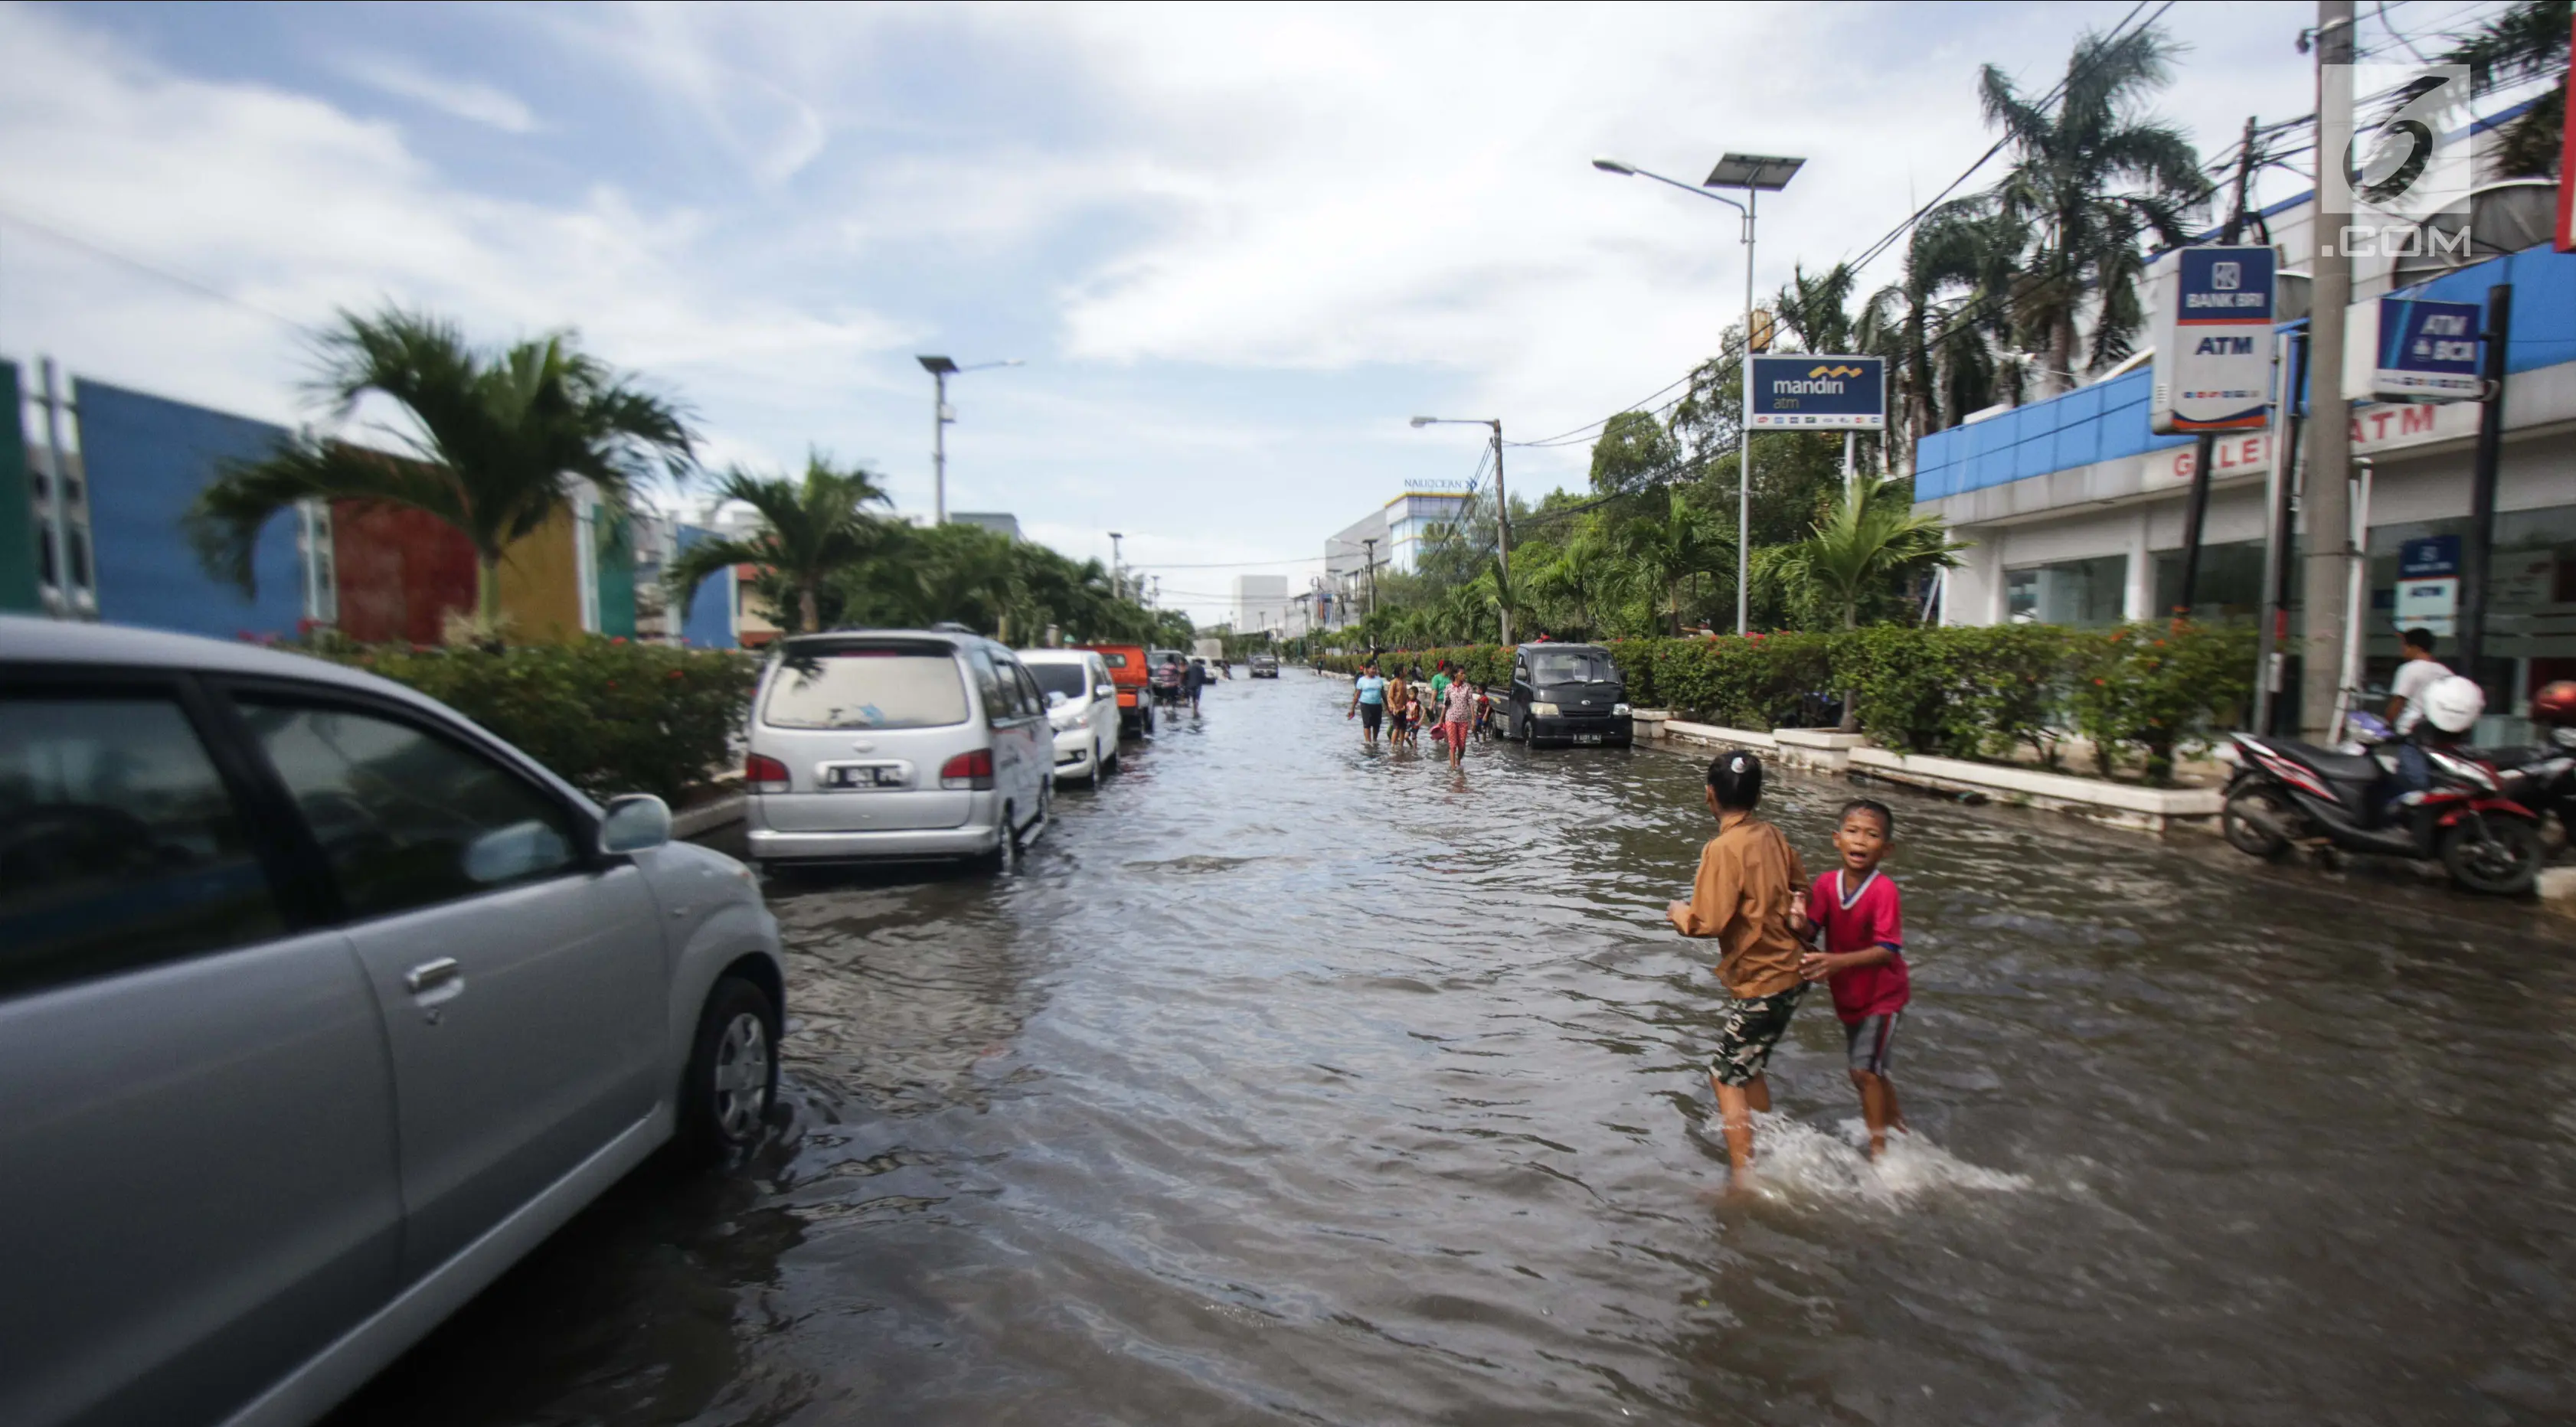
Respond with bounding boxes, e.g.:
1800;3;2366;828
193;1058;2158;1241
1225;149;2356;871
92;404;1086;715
2151;539;2265;624
2006;556;2126;627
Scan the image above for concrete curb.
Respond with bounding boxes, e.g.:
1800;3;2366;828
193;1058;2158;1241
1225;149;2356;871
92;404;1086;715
1650;720;2219;835
672;793;746;840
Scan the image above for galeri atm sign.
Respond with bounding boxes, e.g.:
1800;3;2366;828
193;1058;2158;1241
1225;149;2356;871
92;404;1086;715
2149;245;2276;434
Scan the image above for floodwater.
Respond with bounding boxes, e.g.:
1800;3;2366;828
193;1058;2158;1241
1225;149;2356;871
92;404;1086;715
331;670;2576;1426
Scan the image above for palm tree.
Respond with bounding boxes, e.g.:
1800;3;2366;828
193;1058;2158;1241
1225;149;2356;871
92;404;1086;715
665;456;893;635
1942;24;2206;398
1620;488;1727;635
2440;0;2569;178
191;307;695;627
1767;478;1964;632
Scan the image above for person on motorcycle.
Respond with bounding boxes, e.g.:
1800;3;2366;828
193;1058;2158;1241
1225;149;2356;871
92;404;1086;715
2385;627;2453;733
2385;674;2485;813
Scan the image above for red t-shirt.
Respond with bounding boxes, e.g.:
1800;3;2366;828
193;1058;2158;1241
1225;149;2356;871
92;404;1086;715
1806;869;1908;1022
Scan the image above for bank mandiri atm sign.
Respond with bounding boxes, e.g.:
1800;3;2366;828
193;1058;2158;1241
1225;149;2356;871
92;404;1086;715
2149;245;2276;434
1747;354;1885;429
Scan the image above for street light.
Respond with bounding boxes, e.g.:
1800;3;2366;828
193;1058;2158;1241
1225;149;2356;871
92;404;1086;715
1594;150;1804;635
915;354;1024;525
1408;416;1513;645
1107;530;1125;601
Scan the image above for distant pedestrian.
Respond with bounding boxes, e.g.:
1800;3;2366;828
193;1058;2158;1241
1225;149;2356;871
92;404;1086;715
1184;656;1209;714
1440;674;1478;768
1800;799;1911;1160
1348;663;1386;743
1666;752;1810;1184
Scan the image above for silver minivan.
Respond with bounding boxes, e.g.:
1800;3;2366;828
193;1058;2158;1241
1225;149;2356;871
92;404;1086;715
742;629;1051;868
0;615;787;1427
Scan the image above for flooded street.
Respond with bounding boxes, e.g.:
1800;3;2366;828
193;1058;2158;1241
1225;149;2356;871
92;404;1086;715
334;671;2576;1426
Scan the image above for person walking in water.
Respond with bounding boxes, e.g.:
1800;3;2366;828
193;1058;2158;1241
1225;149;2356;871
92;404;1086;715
1347;662;1386;743
1440;672;1478;769
1666;752;1809;1183
1183;656;1209;716
1800;799;1911;1160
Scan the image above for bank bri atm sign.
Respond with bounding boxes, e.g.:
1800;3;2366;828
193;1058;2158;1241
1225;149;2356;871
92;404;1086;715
1747;354;1885;429
2149;245;2275;434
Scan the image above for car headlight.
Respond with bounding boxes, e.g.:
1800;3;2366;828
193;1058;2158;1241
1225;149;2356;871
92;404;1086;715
1613;703;1631;716
1530;701;1560;718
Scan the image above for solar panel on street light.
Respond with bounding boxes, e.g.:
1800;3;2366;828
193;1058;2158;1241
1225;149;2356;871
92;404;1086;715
1705;153;1805;191
917;354;959;374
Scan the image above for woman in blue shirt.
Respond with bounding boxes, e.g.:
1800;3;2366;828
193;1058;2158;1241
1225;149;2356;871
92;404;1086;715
1347;662;1387;743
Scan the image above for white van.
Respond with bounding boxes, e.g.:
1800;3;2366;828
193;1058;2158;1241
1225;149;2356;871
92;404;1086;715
1018;648;1121;784
743;629;1051;869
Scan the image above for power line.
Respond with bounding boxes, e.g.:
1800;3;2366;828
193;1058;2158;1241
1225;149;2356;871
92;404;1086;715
0;205;305;331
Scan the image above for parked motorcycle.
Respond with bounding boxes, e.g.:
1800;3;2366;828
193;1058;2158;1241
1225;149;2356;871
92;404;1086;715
2221;676;2566;896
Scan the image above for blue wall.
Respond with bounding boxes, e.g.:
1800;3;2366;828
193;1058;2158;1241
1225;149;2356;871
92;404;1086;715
675;526;737;648
77;379;303;638
1915;243;2576;502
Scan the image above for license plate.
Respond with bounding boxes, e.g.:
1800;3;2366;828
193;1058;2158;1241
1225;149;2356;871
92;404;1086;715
1574;733;1605;746
821;762;908;790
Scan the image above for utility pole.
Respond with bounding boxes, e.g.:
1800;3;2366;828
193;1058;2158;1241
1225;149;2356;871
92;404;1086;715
1107;531;1125;601
927;364;953;525
2299;0;2358;739
2459;282;2513;681
1737;190;1759;637
1489;419;1514;647
2182;115;2265;618
37;358;77;619
1360;536;1379;619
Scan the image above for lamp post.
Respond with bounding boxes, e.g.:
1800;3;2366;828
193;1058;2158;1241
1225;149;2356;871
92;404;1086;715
915;355;1024;525
1359;537;1379;622
1408;416;1513;645
1594;152;1804;635
1107;531;1126;601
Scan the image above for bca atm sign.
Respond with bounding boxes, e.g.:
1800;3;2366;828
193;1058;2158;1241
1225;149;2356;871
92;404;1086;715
2149;246;2276;435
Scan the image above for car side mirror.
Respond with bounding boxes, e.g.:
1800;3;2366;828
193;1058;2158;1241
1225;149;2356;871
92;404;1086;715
599;793;673;856
1047;691;1069;709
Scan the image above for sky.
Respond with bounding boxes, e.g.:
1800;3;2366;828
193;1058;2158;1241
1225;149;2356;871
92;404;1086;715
0;0;2497;624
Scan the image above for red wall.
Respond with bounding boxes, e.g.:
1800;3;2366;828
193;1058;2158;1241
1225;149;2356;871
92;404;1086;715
332;500;477;645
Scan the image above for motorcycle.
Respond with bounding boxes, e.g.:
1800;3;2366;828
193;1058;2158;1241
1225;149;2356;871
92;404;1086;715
2221;721;2563;896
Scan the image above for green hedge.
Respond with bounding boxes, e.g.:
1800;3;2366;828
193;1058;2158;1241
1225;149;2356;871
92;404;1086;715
1319;622;2256;785
314;638;760;803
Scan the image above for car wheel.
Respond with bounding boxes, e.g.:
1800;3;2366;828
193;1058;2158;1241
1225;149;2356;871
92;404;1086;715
681;975;778;1164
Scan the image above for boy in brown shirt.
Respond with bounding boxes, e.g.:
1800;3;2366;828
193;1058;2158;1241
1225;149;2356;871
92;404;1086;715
1666;751;1809;1179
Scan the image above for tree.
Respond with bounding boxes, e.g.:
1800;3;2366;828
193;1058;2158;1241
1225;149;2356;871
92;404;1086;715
665;456;893;635
1941;24;2206;398
1620;488;1728;635
191;306;695;629
2440;0;2570;179
1765;477;1963;632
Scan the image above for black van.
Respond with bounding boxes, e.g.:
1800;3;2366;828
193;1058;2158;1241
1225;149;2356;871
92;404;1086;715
1498;642;1633;746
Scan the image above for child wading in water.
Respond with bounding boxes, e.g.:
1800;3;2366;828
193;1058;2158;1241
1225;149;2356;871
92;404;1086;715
1801;799;1911;1158
1666;752;1809;1181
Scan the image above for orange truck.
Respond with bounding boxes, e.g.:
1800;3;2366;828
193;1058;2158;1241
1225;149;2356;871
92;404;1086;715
1080;643;1156;737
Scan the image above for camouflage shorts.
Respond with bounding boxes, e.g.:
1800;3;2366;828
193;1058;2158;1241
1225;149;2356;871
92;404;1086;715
1708;984;1806;1086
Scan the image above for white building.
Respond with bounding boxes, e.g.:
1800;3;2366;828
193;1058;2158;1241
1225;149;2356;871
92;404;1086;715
1231;573;1290;636
1324;482;1473;620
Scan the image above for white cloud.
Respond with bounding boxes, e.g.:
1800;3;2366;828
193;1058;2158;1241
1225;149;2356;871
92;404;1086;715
339;53;540;133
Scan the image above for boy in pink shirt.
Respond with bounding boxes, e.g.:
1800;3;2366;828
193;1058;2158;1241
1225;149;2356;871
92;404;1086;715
1800;799;1911;1158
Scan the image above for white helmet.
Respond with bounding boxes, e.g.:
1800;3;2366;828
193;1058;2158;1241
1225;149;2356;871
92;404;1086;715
2421;674;2486;734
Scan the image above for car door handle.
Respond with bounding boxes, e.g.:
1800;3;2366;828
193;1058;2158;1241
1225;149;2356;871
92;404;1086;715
404;958;462;994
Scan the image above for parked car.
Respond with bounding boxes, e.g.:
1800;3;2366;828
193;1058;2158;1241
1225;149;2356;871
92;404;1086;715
1080;642;1156;737
744;628;1051;870
1018;647;1121;785
1248;653;1280;678
1497;642;1633;746
0;615;786;1427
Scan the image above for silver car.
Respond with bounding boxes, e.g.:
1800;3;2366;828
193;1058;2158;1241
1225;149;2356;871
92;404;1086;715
1019;647;1121;785
0;615;787;1427
742;629;1052;868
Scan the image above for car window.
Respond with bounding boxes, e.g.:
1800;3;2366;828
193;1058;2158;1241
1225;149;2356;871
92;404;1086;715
0;694;285;994
1011;661;1044;717
1028;661;1089;701
765;650;969;730
1097;651;1130;669
236;698;580;921
965;646;1011;720
1530;650;1615;683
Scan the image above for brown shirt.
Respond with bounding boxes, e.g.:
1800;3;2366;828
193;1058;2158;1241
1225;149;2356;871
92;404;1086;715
1674;811;1809;998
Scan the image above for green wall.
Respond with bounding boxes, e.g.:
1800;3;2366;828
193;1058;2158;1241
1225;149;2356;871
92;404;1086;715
595;511;637;638
0;362;40;612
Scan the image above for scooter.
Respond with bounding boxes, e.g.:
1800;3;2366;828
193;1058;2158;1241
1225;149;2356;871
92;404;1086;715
2221;724;2556;896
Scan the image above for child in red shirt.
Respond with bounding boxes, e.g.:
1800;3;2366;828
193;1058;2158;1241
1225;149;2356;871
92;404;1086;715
1800;798;1910;1159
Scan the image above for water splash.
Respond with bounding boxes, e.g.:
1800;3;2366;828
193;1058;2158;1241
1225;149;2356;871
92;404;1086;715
1738;1113;2032;1205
